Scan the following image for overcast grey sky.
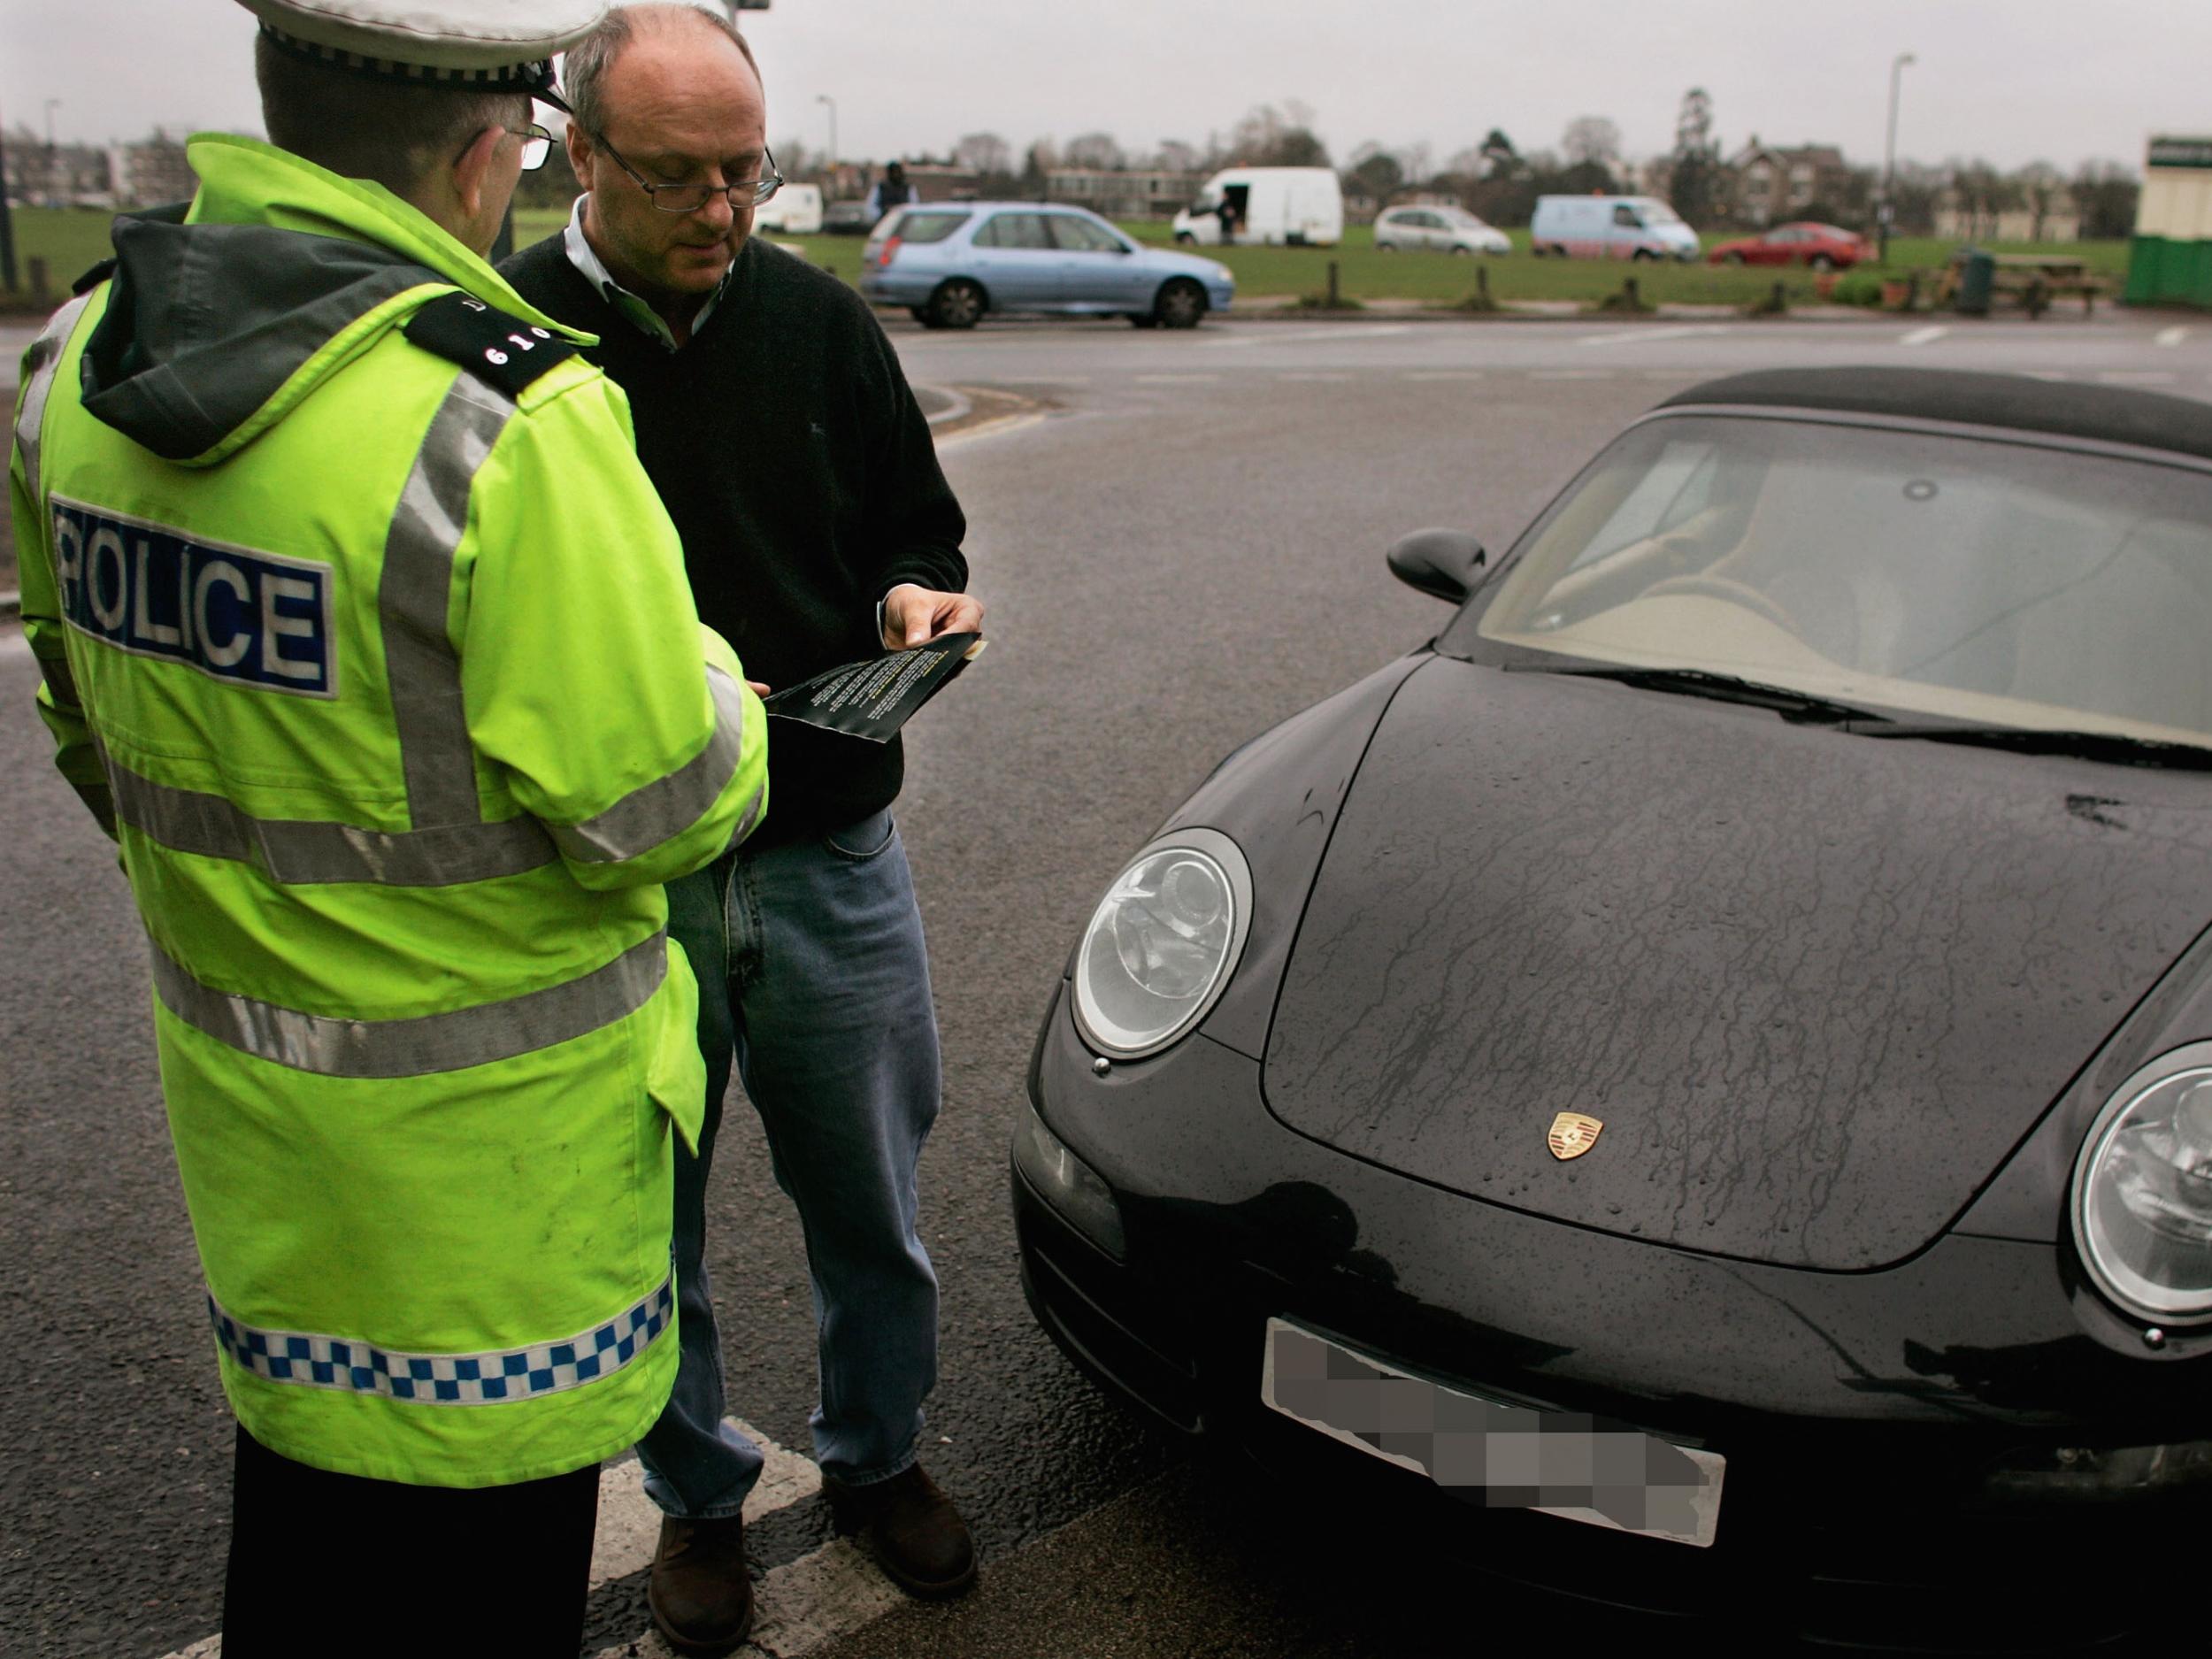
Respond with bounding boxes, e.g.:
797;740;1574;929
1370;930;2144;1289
4;0;2203;174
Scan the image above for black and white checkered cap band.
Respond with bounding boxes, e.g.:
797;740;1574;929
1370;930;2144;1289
258;22;555;91
210;1273;674;1404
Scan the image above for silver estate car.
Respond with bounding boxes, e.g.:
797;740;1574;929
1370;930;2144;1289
859;202;1236;330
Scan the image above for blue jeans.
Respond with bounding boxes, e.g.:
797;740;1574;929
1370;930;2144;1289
640;807;943;1517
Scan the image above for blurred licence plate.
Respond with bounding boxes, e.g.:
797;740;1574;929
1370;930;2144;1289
1260;1317;1724;1548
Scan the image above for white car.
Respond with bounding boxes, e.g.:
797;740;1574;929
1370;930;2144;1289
1373;204;1511;256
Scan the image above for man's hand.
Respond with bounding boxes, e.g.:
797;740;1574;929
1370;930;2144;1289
881;584;985;651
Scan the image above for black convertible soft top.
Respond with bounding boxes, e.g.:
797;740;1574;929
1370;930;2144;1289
1659;366;2212;464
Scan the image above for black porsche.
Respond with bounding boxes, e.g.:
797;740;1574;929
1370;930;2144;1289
1012;369;2212;1650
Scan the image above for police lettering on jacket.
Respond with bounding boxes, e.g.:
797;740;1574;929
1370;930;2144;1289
49;497;335;696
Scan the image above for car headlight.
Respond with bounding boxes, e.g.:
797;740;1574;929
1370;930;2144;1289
1071;827;1252;1059
2072;1045;2212;1326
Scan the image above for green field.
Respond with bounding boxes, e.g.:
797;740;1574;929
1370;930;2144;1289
9;203;2134;315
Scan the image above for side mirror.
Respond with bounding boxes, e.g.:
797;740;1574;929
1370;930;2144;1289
1386;528;1487;603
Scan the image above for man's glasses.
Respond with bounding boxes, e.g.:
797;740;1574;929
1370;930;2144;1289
590;128;783;212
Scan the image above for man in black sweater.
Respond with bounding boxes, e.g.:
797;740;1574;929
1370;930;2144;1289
503;8;981;1651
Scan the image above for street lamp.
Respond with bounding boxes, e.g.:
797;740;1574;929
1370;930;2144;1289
44;98;62;210
816;94;837;174
1880;52;1915;265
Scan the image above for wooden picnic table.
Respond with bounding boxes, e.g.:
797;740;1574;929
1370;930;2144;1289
1936;250;2107;318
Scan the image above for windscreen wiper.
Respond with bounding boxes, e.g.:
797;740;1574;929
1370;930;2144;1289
1840;722;2212;770
1503;664;1893;726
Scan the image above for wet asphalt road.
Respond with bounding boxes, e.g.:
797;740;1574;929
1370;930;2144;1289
4;307;2208;1658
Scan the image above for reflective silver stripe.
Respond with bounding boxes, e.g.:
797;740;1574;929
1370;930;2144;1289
11;294;92;508
210;1272;674;1404
107;757;558;887
149;928;669;1078
380;376;513;828
35;647;84;713
549;664;751;864
723;774;768;855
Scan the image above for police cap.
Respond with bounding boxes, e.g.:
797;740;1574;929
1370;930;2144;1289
234;1;608;93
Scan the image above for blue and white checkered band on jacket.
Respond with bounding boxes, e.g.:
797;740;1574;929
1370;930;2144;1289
208;1274;675;1403
258;22;554;90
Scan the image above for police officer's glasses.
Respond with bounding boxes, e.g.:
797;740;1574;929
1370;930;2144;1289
508;124;556;172
590;129;783;211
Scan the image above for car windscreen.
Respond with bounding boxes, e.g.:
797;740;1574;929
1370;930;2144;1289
892;210;969;244
1639;202;1684;224
1454;414;2212;747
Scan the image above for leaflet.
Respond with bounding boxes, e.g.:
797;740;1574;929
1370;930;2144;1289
761;634;987;743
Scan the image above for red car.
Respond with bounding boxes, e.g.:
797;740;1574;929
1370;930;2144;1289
1706;221;1867;270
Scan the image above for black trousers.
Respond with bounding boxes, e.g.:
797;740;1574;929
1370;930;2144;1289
221;1425;600;1657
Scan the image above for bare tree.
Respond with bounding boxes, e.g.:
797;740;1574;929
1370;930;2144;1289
1560;116;1623;170
1155;138;1200;175
1063;130;1125;171
1343;142;1404;203
2016;160;2063;242
1228;103;1331;169
952;132;1011;178
2072;159;2139;240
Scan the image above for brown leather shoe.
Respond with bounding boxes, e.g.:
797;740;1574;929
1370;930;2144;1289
824;1463;979;1599
648;1513;754;1656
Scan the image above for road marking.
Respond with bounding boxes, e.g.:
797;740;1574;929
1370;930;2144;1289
1527;369;1616;380
938;411;1049;449
1899;326;1948;347
152;1418;833;1659
2157;326;2191;348
1133;373;1221;384
1205;323;1415;349
1640;370;1694;380
2098;369;2178;385
1578;324;1732;348
1276;371;1352;381
2023;370;2070;380
589;1540;908;1659
989;375;1092;386
590;1418;822;1586
1402;370;1484;381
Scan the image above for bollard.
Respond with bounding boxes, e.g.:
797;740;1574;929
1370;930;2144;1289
1477;265;1491;303
1770;280;1786;314
1326;260;1340;309
27;256;50;301
1623;275;1640;311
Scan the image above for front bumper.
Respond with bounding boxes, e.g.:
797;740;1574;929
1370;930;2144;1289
858;269;934;305
1014;983;2207;1648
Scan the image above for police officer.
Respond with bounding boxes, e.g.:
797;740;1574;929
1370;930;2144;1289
7;4;768;1650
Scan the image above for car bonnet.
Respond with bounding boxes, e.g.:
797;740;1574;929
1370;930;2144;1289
1259;655;2212;1271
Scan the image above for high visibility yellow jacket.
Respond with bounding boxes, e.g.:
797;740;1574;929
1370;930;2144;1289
8;135;768;1487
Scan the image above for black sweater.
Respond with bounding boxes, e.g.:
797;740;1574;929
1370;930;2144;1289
501;232;968;842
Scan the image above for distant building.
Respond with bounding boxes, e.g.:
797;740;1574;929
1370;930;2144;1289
111;134;196;208
893;161;981;204
1932;186;2080;243
1046;167;1199;220
4;129;114;208
1724;138;1850;227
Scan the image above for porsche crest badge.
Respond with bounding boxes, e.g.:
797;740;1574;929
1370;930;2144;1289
1547;1112;1604;1161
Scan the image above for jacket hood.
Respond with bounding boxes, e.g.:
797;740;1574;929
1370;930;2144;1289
79;134;587;466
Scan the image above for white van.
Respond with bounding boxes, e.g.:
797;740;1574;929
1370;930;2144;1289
755;181;824;235
1172;167;1343;247
1528;195;1699;261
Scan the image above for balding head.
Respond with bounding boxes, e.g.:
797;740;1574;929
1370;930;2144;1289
565;4;762;139
561;3;772;327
